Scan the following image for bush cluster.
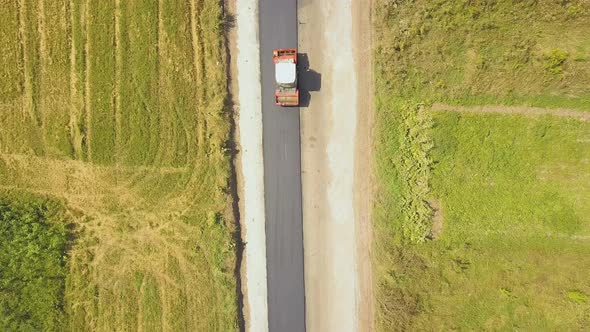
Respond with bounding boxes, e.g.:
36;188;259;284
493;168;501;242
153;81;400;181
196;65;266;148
395;103;434;243
0;194;71;332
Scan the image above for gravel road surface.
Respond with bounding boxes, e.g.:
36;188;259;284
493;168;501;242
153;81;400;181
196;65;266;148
299;0;365;331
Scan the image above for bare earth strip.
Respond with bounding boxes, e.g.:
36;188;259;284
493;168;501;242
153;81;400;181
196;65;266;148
83;0;92;161
353;0;375;330
432;103;590;121
17;0;34;121
37;0;47;136
69;0;84;159
114;0;122;164
300;0;362;330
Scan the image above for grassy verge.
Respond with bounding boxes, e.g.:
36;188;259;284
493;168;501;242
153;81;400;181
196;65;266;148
0;0;237;330
373;0;590;330
375;0;590;106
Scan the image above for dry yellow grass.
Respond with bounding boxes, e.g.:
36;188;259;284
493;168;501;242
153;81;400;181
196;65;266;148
0;0;237;330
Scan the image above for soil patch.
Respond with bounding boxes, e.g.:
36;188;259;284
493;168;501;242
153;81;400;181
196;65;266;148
428;199;444;240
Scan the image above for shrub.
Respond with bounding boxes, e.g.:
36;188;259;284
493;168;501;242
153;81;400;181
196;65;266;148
544;48;569;74
396;103;434;243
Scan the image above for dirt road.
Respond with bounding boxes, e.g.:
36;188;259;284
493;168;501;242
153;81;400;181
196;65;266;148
431;103;590;121
299;0;373;330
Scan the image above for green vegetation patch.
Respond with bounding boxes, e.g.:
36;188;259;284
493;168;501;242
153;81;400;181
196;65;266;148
431;113;590;238
375;107;590;330
375;100;435;243
0;192;72;332
374;0;590;330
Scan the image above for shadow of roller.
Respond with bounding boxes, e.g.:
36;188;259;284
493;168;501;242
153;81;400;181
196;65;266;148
297;53;322;108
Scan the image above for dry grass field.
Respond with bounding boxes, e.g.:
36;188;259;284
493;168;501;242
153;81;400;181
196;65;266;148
0;0;237;330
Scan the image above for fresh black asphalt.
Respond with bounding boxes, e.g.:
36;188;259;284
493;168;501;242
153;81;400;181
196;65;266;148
259;0;306;331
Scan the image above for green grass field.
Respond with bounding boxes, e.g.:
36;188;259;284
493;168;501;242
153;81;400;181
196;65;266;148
373;0;590;330
0;0;237;330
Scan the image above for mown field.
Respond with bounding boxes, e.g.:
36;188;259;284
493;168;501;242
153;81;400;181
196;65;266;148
0;0;237;331
373;0;590;330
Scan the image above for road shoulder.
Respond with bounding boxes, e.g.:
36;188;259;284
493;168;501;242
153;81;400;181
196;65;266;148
353;0;375;330
229;0;269;330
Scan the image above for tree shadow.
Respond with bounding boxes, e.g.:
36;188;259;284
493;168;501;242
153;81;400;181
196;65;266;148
298;53;321;108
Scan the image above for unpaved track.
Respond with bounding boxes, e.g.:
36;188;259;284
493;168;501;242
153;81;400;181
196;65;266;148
353;2;375;330
299;0;371;330
432;103;590;121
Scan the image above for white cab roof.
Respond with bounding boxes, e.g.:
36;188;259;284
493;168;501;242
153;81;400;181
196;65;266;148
275;62;296;84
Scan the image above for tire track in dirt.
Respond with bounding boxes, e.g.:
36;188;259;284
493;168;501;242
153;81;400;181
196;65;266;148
147;0;161;168
189;0;205;149
37;0;48;144
83;0;92;161
136;276;147;332
432;103;590;121
17;0;43;135
16;0;30;119
114;0;122;165
69;0;84;159
153;0;167;167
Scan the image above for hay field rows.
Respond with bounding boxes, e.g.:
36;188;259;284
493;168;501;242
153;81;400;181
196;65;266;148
0;0;237;330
